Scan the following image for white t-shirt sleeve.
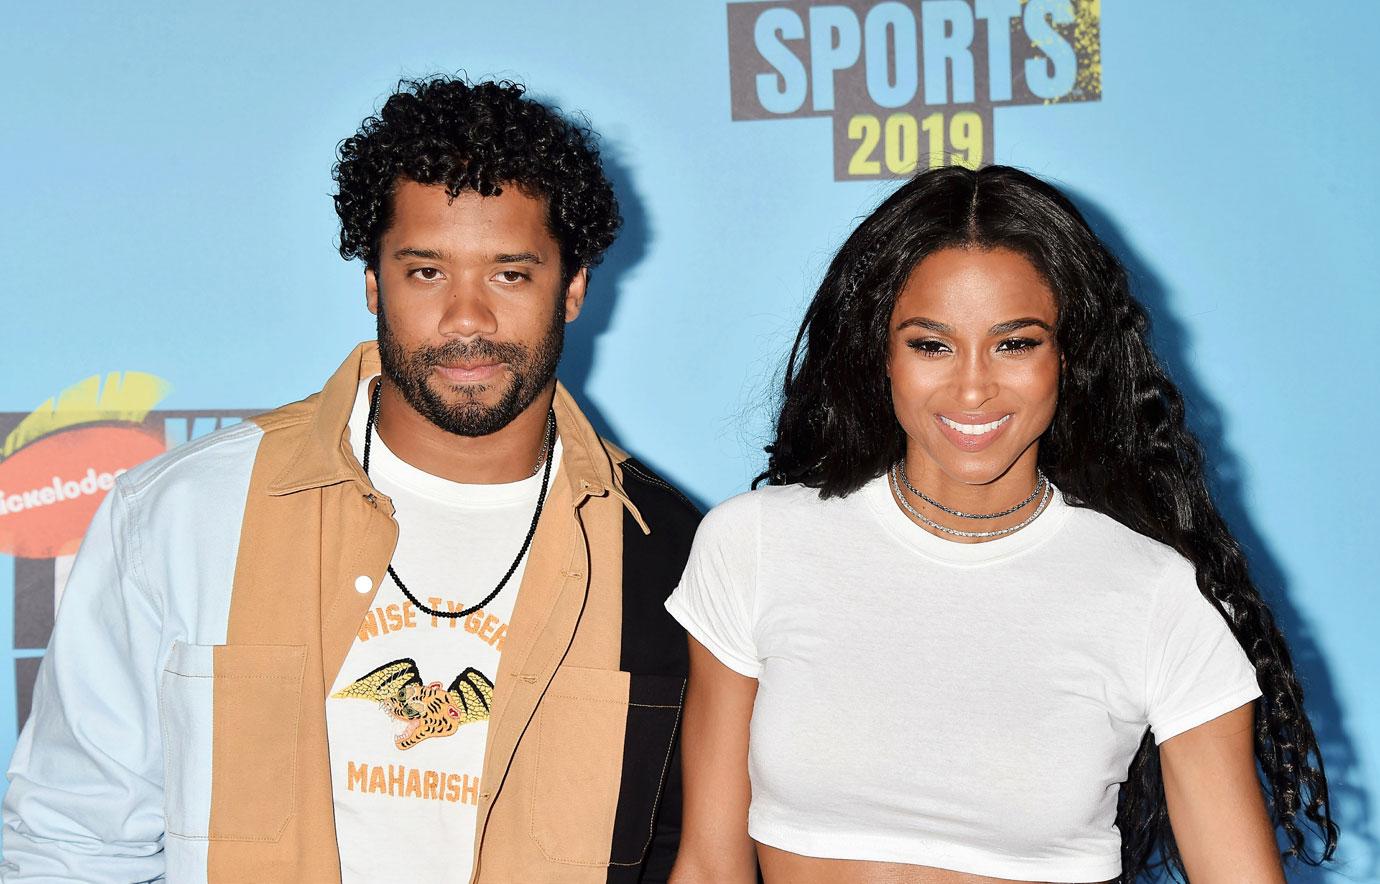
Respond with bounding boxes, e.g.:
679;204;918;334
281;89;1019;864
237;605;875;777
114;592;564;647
1144;556;1262;743
664;492;762;677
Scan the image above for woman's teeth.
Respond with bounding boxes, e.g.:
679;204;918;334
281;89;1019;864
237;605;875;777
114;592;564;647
940;415;1011;435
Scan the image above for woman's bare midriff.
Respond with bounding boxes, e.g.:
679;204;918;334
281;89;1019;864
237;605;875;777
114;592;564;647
757;843;1111;884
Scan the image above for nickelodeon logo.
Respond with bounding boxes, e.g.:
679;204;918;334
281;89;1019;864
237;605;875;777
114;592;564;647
0;374;259;734
0;373;169;559
1;467;130;515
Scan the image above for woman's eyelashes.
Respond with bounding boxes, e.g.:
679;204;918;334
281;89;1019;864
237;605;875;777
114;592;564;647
995;336;1045;354
903;336;1047;356
906;338;951;356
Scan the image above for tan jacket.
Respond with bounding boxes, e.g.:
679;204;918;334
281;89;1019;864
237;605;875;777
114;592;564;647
2;343;699;883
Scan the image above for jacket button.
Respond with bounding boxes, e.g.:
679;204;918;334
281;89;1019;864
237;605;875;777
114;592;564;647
354;575;373;594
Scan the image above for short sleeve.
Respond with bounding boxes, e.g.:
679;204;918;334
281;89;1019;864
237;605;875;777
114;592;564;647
664;492;762;677
1144;556;1262;743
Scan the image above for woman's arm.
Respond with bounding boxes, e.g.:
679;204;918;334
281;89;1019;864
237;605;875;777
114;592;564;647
1160;702;1284;883
668;637;759;884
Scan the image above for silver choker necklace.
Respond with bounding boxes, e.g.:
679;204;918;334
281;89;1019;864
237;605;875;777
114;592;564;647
897;459;1047;520
888;463;1053;540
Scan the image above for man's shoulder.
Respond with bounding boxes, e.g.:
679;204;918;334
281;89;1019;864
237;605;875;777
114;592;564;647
611;452;702;537
117;392;321;507
617;457;700;516
248;391;321;436
118;419;264;501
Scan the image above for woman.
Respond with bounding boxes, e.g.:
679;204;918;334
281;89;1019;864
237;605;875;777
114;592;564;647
665;166;1335;883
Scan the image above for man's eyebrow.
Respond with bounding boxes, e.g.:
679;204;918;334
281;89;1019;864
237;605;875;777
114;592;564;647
493;252;543;264
392;247;449;261
895;317;953;333
989;317;1054;335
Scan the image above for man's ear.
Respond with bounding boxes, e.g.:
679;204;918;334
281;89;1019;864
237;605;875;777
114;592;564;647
365;267;381;315
563;267;589;323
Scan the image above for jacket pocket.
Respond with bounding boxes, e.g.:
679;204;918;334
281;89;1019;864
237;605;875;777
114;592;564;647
530;666;685;867
159;641;306;841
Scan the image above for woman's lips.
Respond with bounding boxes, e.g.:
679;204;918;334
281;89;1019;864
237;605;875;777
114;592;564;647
433;362;504;384
934;412;1012;452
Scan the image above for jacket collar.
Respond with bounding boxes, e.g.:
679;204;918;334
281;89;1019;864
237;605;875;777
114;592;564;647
266;341;647;531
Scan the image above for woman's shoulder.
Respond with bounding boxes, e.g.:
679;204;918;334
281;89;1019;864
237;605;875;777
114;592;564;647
702;481;845;529
695;483;849;553
1057;495;1193;584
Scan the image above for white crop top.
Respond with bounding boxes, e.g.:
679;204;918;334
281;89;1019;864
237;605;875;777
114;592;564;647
664;476;1261;882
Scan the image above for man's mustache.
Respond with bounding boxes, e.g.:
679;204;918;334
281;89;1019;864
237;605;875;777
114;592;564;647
411;338;528;366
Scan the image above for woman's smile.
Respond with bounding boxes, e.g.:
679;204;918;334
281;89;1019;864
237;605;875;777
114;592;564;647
935;412;1013;451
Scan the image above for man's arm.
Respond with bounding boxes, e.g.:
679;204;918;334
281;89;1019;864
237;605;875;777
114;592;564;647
1;481;167;882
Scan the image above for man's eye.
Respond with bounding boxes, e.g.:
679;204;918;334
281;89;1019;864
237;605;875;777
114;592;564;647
410;267;443;281
497;270;529;284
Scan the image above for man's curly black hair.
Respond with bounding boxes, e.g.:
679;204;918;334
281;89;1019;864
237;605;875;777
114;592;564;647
333;75;621;281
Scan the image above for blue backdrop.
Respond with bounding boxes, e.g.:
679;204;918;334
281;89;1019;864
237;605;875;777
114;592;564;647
2;2;1376;878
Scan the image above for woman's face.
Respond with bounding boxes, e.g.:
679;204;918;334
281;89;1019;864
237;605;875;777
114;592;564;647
886;247;1060;488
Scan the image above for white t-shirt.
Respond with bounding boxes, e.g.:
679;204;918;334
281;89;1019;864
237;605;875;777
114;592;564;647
665;475;1261;883
327;378;561;883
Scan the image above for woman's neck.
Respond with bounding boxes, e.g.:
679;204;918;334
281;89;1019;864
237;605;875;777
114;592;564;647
893;446;1045;544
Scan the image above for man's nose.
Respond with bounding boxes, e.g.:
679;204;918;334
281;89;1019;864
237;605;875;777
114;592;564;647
438;284;498;338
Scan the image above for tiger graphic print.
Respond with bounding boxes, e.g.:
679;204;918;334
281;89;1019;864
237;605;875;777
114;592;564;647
331;658;495;750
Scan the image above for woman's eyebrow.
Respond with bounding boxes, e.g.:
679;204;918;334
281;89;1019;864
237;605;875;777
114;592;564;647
895;316;952;333
989;317;1054;335
894;317;1054;335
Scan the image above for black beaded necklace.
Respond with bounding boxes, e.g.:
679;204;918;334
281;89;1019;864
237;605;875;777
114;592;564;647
362;381;556;619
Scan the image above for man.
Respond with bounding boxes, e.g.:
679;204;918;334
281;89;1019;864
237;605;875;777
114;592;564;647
1;76;698;883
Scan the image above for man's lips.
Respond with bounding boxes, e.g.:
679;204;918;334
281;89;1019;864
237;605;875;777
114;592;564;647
433;362;505;384
933;412;1012;452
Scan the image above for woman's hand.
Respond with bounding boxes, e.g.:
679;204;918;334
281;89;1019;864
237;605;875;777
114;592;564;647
1161;702;1285;883
668;636;760;884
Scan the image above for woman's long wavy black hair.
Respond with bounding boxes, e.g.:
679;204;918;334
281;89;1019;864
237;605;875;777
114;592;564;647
758;165;1336;880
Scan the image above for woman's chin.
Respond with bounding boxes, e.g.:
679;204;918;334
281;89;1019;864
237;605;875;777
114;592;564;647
912;449;1015;488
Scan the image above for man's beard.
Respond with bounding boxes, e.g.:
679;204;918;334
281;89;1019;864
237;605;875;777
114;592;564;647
376;294;564;437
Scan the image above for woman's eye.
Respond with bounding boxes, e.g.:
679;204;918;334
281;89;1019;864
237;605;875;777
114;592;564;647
906;339;949;356
996;337;1043;353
